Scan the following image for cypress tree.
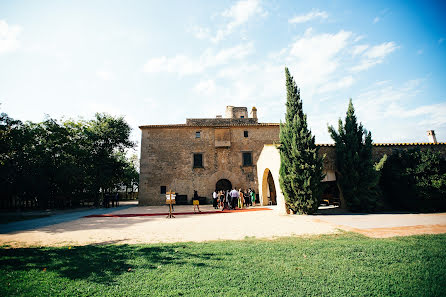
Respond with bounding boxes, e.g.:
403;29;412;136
328;99;381;212
279;67;325;214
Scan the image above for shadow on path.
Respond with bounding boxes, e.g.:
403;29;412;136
0;204;136;234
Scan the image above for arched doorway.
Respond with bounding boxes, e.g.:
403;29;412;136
216;179;232;191
262;169;277;205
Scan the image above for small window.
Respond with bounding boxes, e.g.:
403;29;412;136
242;152;252;166
244;130;248;137
160;186;166;194
240;116;244;119
193;153;203;168
195;131;201;138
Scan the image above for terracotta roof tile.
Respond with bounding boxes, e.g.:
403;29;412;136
139;123;280;129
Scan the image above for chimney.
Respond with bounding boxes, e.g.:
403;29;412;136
250;106;257;119
427;130;437;144
225;106;234;118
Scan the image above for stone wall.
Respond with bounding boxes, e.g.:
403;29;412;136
139;116;446;206
319;143;446;171
139;125;280;205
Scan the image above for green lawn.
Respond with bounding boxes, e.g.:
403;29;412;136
1;233;445;296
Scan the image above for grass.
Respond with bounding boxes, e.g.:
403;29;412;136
1;233;445;296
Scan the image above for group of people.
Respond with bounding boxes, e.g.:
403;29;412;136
103;193;119;208
212;188;256;210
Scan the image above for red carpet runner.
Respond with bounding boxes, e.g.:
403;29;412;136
84;207;271;218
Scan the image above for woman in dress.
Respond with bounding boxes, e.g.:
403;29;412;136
193;190;201;213
238;189;244;209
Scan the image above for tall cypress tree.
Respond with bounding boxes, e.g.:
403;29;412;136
279;67;324;214
328;99;381;212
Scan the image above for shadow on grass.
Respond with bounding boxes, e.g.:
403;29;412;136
0;244;222;284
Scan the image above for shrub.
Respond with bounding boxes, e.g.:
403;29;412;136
380;149;446;212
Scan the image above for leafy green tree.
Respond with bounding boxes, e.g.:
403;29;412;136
380;149;446;212
0;110;137;209
328;99;381;212
279;68;325;214
84;113;134;205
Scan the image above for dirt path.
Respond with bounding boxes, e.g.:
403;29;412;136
1;205;445;247
0;205;337;247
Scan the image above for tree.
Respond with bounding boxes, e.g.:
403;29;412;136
0;110;137;209
328;99;381;212
279;67;325;214
380;149;446;212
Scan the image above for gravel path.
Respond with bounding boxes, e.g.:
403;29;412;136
1;204;445;247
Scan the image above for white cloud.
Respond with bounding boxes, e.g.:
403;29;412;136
194;79;217;96
353;35;364;43
365;41;398;59
352;44;369;56
143;43;254;75
0;20;21;54
287;29;352;90
289;9;328;24
349;78;446;142
189;0;265;43
350;41;398;72
189;26;211;40
318;76;354;93
350;59;381;72
96;70;115;81
212;0;266;43
373;17;380;24
207;29;398;119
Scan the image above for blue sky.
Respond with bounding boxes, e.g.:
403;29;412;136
1;0;445;152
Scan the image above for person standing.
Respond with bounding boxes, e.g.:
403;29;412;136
223;190;230;211
193;190;201;213
219;190;224;209
251;189;256;206
212;190;218;209
238;189;244;209
230;188;238;210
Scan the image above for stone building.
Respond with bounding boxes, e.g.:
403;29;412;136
139;106;446;211
139;106;280;205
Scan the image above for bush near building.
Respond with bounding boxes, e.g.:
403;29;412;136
380;149;446;212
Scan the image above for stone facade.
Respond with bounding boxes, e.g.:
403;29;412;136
139;105;446;206
139;106;280;205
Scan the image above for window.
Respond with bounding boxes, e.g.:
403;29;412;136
240;116;244;118
160;186;166;194
244;130;248;137
195;131;201;138
242;152;252;166
193;153;203;168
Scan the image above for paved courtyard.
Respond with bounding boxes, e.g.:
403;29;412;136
1;202;445;247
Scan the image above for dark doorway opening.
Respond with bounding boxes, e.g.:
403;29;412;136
216;179;232;191
267;171;277;205
320;181;340;206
